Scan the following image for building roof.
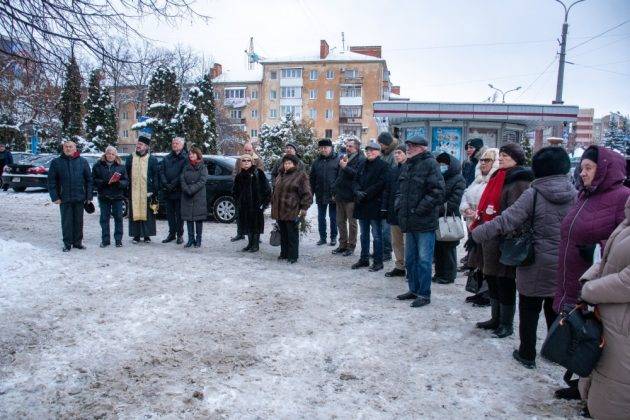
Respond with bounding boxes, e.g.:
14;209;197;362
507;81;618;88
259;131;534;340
212;67;263;84
261;49;385;64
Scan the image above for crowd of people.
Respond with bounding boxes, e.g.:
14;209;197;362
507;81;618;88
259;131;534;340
31;127;630;418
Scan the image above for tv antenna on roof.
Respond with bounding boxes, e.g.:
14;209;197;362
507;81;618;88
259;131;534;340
244;37;262;70
342;32;345;51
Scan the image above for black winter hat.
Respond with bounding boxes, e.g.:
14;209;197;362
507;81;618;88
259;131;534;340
436;152;451;165
466;138;484;152
318;139;333;147
138;135;151;146
396;144;407;153
377;132;394;146
281;153;299;166
499;142;526;166
582;146;599;164
531;146;570;179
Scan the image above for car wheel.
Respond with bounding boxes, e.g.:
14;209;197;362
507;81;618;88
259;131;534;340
213;195;236;223
12;186;26;192
122;198;129;218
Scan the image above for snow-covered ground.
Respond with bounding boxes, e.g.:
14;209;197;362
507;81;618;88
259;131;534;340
0;189;582;418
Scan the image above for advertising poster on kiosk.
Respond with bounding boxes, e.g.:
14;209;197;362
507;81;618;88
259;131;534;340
468;127;498;148
431;127;462;161
404;127;426;142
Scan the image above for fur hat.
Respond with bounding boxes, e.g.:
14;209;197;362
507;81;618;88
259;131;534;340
499;142;526;166
138;135;151;146
281;153;299;166
466;138;484;152
582;146;599;164
377;132;394;146
532;146;570;179
318;139;333;147
365;140;382;151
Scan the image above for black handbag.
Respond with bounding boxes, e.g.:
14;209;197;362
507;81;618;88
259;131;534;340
465;269;480;294
540;304;604;377
499;190;537;267
269;223;281;247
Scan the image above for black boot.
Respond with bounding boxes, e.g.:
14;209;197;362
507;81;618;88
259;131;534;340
351;259;370;269
248;234;260;252
162;234;176;243
194;233;202;248
176;235;184;245
476;298;500;330
242;235;253;251
231;234;245;242
493;304;515;338
385;268;406;277
184;237;195;248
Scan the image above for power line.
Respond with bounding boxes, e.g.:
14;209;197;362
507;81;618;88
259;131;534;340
568;19;630;51
570;33;630;57
517;57;558;98
570;62;630;77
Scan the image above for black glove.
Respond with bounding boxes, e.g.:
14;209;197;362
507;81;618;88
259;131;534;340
464;237;476;252
355;191;367;202
577;244;597;265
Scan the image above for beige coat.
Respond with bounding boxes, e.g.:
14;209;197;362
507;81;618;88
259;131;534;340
579;197;630;420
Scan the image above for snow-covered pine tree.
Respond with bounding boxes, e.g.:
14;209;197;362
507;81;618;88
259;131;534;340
173;88;205;151
196;73;218;154
55;53;83;150
258;115;292;168
136;66;180;152
0;113;25;150
519;134;533;166
84;70;117;151
603;114;628;155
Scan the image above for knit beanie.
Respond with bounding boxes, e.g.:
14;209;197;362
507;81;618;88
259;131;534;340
581;146;599;164
466;138;484;153
531;147;570;178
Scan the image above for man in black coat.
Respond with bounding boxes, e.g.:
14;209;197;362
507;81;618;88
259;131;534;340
332;137;365;256
433;152;466;284
47;140;94;252
395;135;445;308
462;138;485;187
382;143;407;277
351;140;390;272
159;136;187;244
309;138;340;246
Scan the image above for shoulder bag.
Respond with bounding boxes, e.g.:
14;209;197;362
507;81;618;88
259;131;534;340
436;203;465;242
499;190;537;267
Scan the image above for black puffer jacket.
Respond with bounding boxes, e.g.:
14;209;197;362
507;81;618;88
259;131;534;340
437;153;466;217
382;161;405;226
92;159;128;200
159;150;188;199
353;156;389;220
309;152;340;204
47;153;93;203
395;151;445;233
333;152;366;202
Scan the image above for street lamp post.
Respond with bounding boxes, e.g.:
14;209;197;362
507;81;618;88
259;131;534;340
553;0;586;104
488;84;522;103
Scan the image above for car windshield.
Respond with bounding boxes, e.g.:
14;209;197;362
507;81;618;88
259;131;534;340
28;155;55;166
212;156;236;168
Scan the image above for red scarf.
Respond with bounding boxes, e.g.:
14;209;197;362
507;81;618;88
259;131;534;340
470;168;507;230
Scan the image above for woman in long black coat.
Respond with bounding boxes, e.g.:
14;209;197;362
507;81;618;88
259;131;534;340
233;154;271;252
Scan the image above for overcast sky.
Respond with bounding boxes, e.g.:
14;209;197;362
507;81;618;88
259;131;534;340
138;0;629;117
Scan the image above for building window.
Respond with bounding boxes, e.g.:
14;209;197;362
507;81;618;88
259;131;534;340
325;109;333;119
213;91;221;99
325;129;333;138
251;109;258;118
280;105;302;119
281;68;302;78
309;108;317;119
326;69;334;79
251;90;258;99
309;70;318;80
230;109;242;119
270;109;277;118
326;90;333;100
309;89;317;100
123;130;129;138
270;90;277;100
341;86;361;97
344;69;359;79
340;106;362;118
281;86;301;98
225;88;245;98
270;71;277;80
251;129;258;138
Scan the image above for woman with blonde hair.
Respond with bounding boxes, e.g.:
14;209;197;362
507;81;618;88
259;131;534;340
92;146;128;247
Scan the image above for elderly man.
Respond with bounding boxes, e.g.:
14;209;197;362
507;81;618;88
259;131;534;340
232;141;265;242
332;136;365;257
126;134;159;244
159;136;187;244
351;140;389;272
47;141;93;252
377;131;399;262
310;138;340;246
395;135;445;308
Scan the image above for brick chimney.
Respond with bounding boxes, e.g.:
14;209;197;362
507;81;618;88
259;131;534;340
210;63;223;79
349;46;382;58
391;86;400;95
320;40;330;59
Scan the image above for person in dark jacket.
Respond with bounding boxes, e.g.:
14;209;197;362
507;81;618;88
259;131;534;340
383;144;407;277
462;138;485;187
310;138;340;246
271;154;313;263
159;137;187;244
233;153;271;252
0;144;13;180
231;141;265;242
395;135;445;308
377;131;399;262
471;142;534;338
180;147;208;248
433;152;466;284
351;140;390;272
472;147;576;368
92;146;128;248
332;137;365;256
270;142;305;186
126;134;159;244
47;140;94;252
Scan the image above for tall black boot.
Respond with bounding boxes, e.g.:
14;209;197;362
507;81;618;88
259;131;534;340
248;234;260;252
476;298;500;330
242;234;253;251
493;304;515;338
194;230;202;248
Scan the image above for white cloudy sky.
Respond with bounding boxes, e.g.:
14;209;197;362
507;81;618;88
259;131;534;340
138;0;629;117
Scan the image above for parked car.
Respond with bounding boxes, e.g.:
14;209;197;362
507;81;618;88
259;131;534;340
151;154;239;223
1;153;54;192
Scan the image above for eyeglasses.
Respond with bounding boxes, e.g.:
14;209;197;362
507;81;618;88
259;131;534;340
480;158;493;163
241;159;252;163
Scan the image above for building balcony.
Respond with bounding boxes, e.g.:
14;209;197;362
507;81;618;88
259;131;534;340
340;96;363;106
279;77;303;87
342;76;363;84
228;118;246;125
224;97;249;108
339;117;362;124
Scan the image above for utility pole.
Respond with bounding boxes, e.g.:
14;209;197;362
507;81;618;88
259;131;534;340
342;32;345;51
553;0;586;104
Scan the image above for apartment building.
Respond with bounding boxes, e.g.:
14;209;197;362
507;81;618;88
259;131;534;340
574;108;594;147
